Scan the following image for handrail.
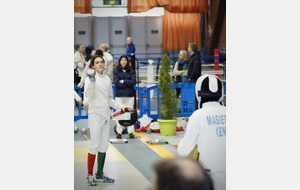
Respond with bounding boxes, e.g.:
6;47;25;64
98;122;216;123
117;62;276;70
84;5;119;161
75;82;226;121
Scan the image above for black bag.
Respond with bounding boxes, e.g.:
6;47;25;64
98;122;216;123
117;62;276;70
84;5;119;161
134;120;141;129
74;69;79;84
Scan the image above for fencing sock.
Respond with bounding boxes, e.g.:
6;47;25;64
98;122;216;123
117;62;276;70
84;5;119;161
87;153;96;175
97;152;106;176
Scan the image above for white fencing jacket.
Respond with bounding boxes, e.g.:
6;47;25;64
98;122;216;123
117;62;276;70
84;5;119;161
84;72;123;120
74;51;85;77
103;52;114;83
178;101;226;190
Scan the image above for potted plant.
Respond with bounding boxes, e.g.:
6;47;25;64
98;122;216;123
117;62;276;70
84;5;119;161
157;54;179;136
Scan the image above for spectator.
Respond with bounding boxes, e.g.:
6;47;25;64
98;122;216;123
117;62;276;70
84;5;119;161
84;55;131;186
85;45;93;62
178;75;226;190
100;44;114;83
173;50;190;98
151;157;214;190
74;44;86;85
187;43;201;83
113;55;136;139
77;50;103;89
126;37;135;57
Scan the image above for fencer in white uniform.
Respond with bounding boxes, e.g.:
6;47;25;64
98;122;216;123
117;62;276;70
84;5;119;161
84;55;131;186
178;75;226;190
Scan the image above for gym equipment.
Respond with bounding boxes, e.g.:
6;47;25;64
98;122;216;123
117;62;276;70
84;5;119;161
81;127;87;134
109;139;128;144
109;108;138;144
74;126;79;133
146;139;168;145
112;108;137;126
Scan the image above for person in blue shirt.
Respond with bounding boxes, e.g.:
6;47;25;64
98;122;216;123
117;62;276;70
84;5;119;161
126;37;135;57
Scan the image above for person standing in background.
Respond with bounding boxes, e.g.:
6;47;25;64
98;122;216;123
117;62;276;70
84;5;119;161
187;42;202;109
126;37;135;57
100;44;114;83
74;44;86;85
187;43;201;83
173;50;190;98
113;55;136;139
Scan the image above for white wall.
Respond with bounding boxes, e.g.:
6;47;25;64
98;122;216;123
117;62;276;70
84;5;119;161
75;7;164;56
74;17;92;48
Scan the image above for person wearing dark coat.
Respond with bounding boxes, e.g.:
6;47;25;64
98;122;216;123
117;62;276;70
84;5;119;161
114;55;136;139
187;43;202;109
187;43;202;83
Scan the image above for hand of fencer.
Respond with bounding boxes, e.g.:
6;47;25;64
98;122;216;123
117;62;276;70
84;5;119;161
90;71;96;82
121;106;132;112
77;82;83;88
77;99;83;106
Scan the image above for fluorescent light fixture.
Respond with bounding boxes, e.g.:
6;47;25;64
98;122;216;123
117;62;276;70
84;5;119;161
91;7;164;17
92;8;128;17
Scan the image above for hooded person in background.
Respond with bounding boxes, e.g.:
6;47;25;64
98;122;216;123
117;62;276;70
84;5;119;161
126;37;135;57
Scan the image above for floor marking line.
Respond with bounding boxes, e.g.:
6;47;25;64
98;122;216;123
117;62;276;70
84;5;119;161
83;133;90;141
74;122;90;141
134;132;176;159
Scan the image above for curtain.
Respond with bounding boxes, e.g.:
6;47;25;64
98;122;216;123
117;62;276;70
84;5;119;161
163;9;201;51
127;0;206;51
128;0;207;13
74;0;92;14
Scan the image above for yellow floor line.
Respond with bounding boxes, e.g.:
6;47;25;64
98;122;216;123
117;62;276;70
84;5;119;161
74;144;127;163
83;133;90;141
134;132;176;159
74;123;90;141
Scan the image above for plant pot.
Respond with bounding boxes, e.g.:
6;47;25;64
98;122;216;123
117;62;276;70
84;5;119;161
157;119;178;136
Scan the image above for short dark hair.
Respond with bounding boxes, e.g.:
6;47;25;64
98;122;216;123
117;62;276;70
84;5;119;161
189;43;198;53
153;157;214;190
95;49;103;56
116;55;131;70
75;44;82;51
89;55;105;69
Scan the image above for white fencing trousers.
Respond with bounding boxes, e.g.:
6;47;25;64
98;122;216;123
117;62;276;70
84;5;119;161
88;113;110;155
115;97;135;134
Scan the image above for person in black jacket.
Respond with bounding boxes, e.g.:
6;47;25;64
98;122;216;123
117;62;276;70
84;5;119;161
187;43;202;83
187;43;202;109
114;55;136;139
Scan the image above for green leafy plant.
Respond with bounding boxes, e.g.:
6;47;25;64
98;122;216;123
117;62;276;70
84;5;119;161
158;54;179;119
